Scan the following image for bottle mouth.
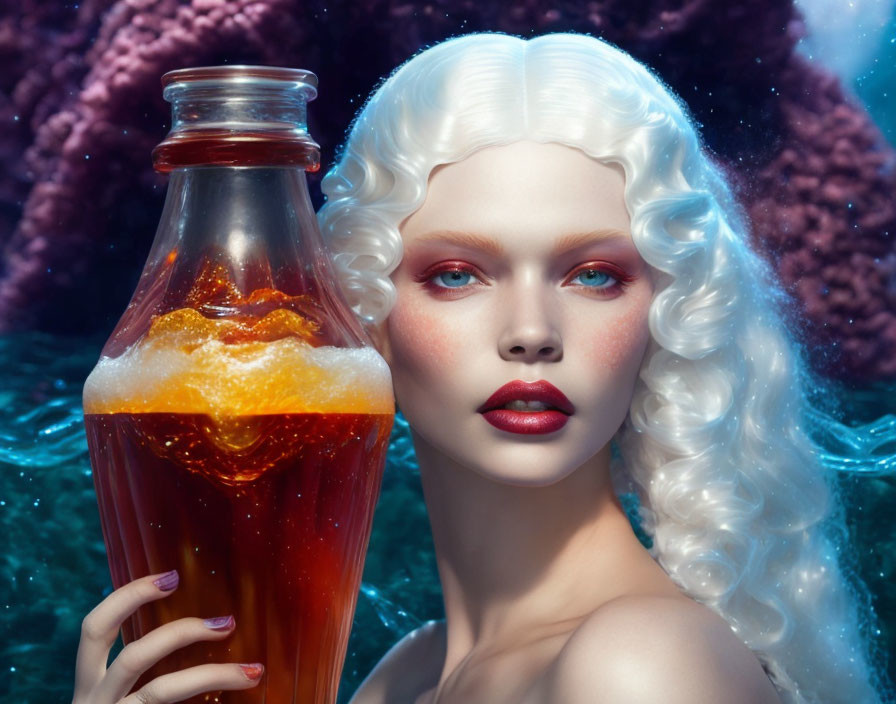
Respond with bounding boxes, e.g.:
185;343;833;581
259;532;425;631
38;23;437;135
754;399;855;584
154;65;320;173
161;65;318;96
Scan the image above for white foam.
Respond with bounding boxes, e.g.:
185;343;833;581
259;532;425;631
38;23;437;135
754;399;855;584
83;335;393;415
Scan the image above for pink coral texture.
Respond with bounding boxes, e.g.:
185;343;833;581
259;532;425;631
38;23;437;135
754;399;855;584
0;0;893;381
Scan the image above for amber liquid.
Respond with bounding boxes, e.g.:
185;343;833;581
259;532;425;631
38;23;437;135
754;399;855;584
85;412;392;703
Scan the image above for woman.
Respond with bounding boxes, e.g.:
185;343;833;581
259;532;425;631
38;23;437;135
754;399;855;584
73;33;886;703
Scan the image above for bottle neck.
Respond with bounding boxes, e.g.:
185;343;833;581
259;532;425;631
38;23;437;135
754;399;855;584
102;166;367;357
149;167;317;286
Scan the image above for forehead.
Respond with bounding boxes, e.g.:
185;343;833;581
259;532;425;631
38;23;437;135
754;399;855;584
400;141;632;247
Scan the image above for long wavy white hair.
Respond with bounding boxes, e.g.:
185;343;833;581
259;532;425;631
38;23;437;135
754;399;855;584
317;32;886;704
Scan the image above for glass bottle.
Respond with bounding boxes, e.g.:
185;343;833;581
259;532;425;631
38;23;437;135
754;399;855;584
82;66;394;704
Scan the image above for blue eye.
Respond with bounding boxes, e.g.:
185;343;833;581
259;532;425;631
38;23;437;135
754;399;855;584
433;270;473;288
573;269;613;287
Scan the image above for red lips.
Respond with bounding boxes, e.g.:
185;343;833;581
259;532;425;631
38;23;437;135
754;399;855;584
477;380;575;435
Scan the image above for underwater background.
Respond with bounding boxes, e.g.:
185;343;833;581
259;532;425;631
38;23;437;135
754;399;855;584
1;1;895;702
2;332;894;703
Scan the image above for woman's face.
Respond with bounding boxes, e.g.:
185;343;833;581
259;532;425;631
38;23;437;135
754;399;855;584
378;141;654;486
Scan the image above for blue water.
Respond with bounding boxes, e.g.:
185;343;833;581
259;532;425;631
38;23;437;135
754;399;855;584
1;331;894;702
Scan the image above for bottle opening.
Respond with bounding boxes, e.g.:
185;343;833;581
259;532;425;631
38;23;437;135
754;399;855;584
160;65;318;91
153;65;320;173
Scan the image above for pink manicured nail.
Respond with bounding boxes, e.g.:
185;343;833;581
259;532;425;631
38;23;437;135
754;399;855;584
203;615;235;631
152;570;179;592
240;663;264;681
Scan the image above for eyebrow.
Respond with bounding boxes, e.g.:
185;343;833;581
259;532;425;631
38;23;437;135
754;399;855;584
412;228;630;256
551;229;630;254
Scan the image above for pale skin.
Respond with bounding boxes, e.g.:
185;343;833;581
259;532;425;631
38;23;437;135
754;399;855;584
73;142;782;703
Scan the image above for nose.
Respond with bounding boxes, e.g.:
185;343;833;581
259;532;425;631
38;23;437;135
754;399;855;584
498;292;563;363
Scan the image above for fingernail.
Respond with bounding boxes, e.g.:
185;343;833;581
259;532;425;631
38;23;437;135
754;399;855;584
152;570;179;592
239;663;264;681
203;615;235;631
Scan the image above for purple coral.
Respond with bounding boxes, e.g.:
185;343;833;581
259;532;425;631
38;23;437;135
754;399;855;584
746;59;896;378
1;0;893;381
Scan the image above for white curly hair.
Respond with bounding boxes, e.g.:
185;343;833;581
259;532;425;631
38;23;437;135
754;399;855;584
317;32;886;704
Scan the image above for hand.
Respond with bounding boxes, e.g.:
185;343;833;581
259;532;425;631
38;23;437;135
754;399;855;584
72;570;264;703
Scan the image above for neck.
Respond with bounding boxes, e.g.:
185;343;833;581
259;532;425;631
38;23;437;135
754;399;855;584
412;430;672;673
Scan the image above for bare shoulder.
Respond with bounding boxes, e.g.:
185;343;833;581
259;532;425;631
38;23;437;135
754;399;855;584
547;595;781;704
348;619;446;704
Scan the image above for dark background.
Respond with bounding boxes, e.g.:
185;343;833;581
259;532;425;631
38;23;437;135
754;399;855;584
1;1;894;702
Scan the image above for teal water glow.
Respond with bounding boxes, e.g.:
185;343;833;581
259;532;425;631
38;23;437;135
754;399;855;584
1;332;893;702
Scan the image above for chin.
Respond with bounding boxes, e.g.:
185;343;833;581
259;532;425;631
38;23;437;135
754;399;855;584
498;447;606;487
470;464;580;488
448;427;609;488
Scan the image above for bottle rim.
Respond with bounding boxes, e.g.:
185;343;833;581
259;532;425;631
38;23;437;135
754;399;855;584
161;65;318;92
154;65;320;173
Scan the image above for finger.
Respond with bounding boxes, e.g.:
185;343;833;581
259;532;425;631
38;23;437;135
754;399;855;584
74;570;179;700
94;615;236;702
119;662;264;703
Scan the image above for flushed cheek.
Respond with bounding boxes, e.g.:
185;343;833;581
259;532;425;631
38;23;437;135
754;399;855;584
386;295;464;384
583;301;651;372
